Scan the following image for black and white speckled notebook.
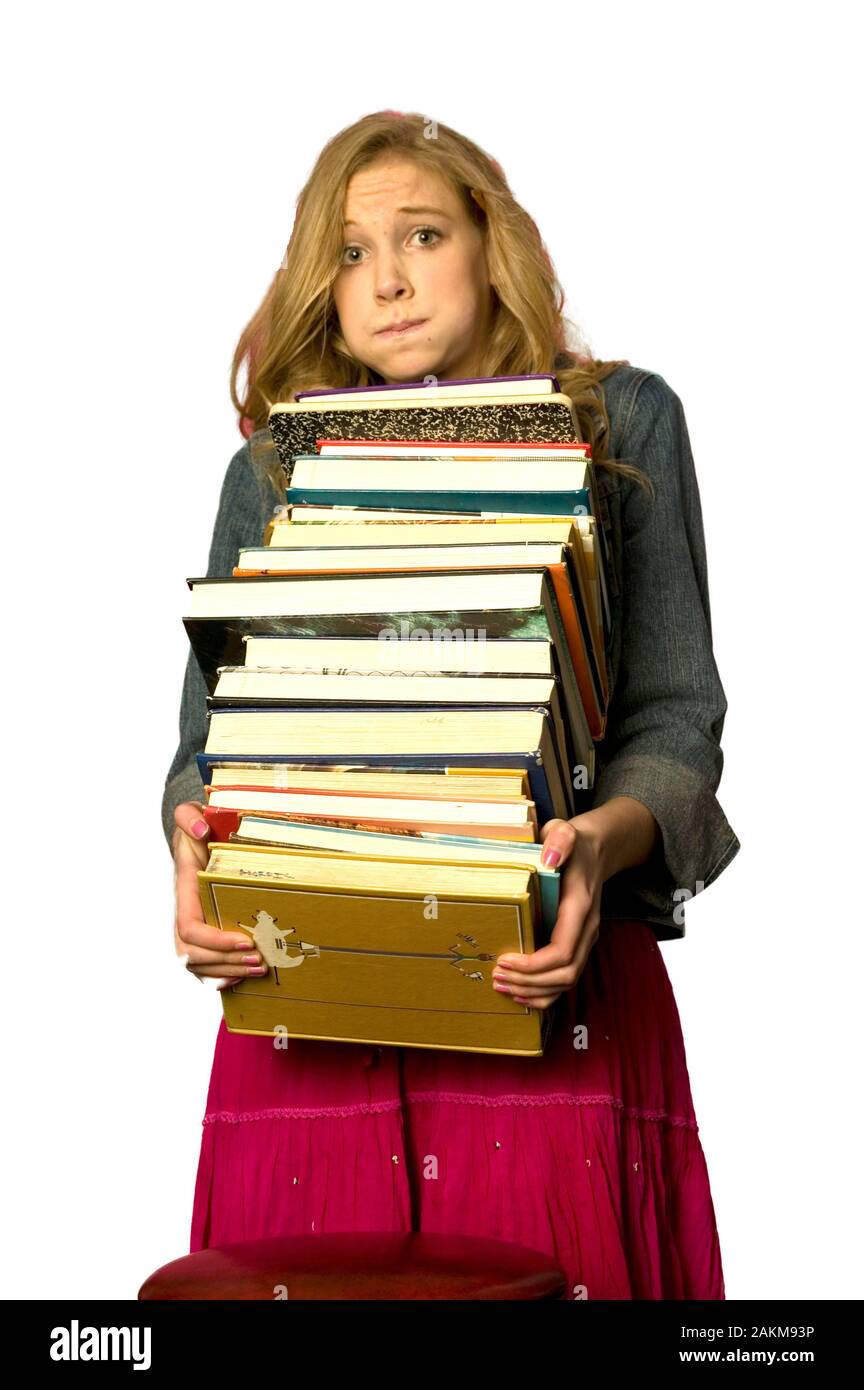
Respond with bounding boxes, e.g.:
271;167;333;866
267;393;581;485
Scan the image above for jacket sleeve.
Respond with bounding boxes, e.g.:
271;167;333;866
160;442;278;854
590;372;740;916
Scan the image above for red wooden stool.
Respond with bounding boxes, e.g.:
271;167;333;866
139;1232;568;1300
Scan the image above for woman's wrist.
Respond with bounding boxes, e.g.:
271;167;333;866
569;795;661;883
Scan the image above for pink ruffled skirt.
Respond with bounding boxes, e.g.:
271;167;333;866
190;918;724;1299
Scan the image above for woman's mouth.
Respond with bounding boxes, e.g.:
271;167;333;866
375;318;428;339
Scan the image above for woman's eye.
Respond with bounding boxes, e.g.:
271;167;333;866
340;227;442;266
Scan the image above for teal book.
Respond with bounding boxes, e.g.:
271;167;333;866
285;485;593;516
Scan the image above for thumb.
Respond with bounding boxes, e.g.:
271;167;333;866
174;801;211;843
538;818;576;868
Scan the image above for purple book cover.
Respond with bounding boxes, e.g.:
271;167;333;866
294;373;561;401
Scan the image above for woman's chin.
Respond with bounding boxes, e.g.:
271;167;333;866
374;352;443;383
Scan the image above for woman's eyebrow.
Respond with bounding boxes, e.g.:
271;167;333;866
343;205;452;228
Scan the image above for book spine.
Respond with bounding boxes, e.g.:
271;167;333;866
195;749;555;825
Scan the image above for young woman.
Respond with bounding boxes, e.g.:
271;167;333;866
163;111;740;1300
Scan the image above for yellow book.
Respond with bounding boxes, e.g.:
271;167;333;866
198;842;559;1056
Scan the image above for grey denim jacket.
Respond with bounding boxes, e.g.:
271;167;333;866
161;365;740;941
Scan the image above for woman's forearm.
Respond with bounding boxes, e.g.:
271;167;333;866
570;795;661;882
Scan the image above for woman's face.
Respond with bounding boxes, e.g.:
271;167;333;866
332;157;493;384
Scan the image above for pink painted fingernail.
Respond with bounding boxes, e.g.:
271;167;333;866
493;982;512;993
192;819;208;838
247;966;267;975
241;955;260;964
541;848;561;867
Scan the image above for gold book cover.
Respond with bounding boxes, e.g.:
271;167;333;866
198;843;557;1057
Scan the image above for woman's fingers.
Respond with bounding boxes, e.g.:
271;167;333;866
179;939;268;982
173;800;211;850
497;814;603;992
173;834;259;979
501;984;562;1009
183;939;261;968
495;890;599;1000
187;959;268;980
497;880;593;978
174;847;252;957
537;818;578;869
170;800;268;988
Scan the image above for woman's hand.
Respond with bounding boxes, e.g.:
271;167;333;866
172;802;268;991
492;816;605;1010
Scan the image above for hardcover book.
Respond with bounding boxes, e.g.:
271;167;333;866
199;842;560;1055
267;394;581;483
293;373;562;401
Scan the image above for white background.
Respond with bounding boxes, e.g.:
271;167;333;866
2;0;860;1300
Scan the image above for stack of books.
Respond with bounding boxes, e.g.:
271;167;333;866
182;374;612;1057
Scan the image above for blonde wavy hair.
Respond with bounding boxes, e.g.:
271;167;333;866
230;110;651;495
